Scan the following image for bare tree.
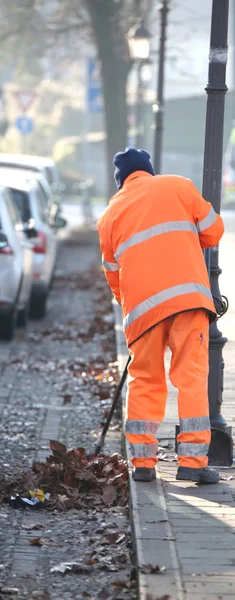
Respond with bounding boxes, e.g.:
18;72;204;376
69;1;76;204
0;0;153;196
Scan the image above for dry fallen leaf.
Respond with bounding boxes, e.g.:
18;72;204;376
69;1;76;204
50;440;67;453
22;523;43;531
140;564;166;574
101;532;126;545
63;393;72;404
50;562;90;575
28;537;42;546
146;595;170;600
112;580;130;588
157;520;169;524
102;485;117;506
97;589;119;600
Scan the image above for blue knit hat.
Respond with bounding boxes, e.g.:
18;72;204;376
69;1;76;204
114;147;154;189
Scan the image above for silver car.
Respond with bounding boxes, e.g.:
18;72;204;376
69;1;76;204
0;170;63;319
0;185;33;340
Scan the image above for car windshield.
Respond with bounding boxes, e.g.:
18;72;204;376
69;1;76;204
45;166;54;185
11;189;31;223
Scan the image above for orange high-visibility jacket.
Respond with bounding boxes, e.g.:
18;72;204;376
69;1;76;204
97;172;224;347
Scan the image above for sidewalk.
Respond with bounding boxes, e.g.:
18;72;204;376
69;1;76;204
114;302;235;600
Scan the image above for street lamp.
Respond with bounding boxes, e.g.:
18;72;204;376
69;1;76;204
127;23;151;61
202;0;231;435
127;23;151;148
153;0;169;174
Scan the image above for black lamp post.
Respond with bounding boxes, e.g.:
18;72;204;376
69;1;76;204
202;0;230;432
127;23;151;148
153;0;169;174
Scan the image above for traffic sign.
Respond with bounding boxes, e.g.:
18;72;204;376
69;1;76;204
87;59;104;114
15;90;37;113
15;116;34;135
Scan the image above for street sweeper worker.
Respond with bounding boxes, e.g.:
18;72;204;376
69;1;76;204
97;147;224;484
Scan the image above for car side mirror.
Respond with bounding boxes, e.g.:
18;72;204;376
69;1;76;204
54;216;67;229
0;230;9;249
23;219;38;239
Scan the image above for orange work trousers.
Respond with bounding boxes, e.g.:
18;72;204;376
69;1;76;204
125;309;211;469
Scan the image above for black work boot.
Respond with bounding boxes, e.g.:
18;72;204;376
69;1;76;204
176;466;219;484
132;467;156;482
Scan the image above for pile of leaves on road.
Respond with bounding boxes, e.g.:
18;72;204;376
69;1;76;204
0;440;128;511
28;265;116;344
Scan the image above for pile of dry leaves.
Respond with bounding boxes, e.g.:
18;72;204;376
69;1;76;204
1;441;128;510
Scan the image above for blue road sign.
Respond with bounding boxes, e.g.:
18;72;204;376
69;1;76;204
87;59;104;114
15;115;34;135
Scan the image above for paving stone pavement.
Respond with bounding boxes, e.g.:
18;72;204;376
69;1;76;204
0;236;136;600
114;299;235;600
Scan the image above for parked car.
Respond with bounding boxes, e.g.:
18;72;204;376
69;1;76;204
0;153;59;191
0;170;65;319
0;185;33;340
0;167;66;230
0;155;65;223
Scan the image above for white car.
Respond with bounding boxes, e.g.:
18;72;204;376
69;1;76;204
0;171;64;319
0;185;33;340
0;153;59;191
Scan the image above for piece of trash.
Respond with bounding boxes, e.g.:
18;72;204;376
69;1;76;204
158;452;167;460
220;475;234;481
9;489;50;509
50;561;91;575
9;495;43;509
140;564;166;574
29;490;50;503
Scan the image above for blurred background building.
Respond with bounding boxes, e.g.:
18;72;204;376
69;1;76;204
0;0;235;198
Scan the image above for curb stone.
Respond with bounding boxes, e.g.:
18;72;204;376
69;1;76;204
113;300;184;599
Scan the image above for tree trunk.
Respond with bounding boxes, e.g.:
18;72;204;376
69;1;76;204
101;54;129;198
85;0;131;198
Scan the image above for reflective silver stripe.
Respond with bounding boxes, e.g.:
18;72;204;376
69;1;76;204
198;207;216;232
179;416;210;433
125;419;160;435
178;442;209;457
130;442;158;458
115;221;198;261
123;283;213;330
102;259;119;272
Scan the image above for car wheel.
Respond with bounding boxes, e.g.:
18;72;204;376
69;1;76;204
30;291;47;319
17;304;29;328
0;309;16;341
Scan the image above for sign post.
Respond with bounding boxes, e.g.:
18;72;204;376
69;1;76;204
15;116;34;135
87;59;104;114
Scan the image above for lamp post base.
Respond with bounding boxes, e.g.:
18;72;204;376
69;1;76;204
175;425;233;467
208;323;230;431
